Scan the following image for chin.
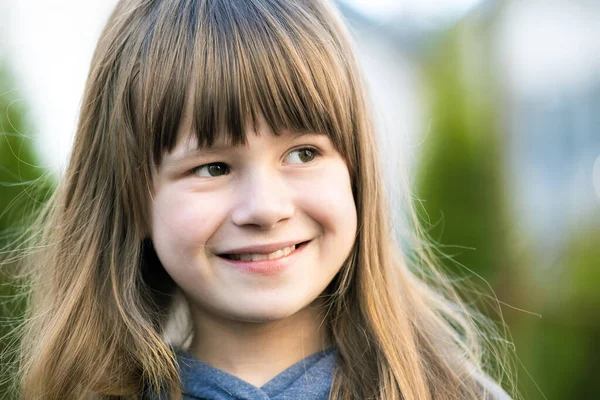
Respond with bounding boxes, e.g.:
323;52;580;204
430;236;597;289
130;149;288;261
229;304;301;323
219;294;311;323
231;312;292;324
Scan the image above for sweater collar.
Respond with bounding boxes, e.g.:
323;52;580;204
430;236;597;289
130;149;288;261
177;347;337;400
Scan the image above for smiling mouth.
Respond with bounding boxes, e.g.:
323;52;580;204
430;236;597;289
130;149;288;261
219;241;309;262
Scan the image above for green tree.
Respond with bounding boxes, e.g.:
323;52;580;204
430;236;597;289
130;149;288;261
0;58;53;399
414;20;518;395
416;22;510;286
514;219;600;400
415;17;600;400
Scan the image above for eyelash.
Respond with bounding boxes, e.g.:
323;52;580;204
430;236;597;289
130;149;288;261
189;146;321;178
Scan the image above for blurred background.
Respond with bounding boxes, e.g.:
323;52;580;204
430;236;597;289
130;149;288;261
1;0;599;398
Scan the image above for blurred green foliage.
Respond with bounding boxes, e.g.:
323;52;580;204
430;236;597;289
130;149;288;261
0;59;53;399
0;66;49;240
510;220;600;400
417;16;600;400
416;24;511;289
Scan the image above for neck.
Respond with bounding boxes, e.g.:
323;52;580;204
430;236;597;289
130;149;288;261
187;298;332;387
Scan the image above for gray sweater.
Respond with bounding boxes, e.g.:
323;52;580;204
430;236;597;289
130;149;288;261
176;347;336;400
174;347;511;400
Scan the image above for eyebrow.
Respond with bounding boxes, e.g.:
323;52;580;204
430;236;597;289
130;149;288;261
161;131;322;166
161;146;226;167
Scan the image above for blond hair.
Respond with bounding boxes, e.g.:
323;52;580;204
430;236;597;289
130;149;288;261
14;0;513;398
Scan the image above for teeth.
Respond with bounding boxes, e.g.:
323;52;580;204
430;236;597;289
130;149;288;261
267;249;283;260
227;244;297;261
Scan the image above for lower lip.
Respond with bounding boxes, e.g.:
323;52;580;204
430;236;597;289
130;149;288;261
218;241;310;274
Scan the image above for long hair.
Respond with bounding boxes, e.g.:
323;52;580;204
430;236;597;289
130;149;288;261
16;0;513;398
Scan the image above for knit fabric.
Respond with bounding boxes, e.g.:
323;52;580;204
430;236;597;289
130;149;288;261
176;347;337;400
170;346;511;400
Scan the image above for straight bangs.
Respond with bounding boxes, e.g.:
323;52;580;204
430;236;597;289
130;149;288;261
134;0;360;178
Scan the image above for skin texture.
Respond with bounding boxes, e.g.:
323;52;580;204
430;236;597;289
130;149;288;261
150;114;357;386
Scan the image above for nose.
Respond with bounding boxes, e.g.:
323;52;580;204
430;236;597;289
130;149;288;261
231;167;294;230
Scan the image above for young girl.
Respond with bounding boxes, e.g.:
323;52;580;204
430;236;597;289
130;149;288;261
15;0;514;398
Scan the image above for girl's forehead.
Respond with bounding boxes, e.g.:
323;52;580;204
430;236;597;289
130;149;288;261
171;122;317;155
174;111;257;150
171;131;243;154
172;106;318;151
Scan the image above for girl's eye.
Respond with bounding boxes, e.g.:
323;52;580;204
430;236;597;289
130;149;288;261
285;148;319;165
192;162;230;177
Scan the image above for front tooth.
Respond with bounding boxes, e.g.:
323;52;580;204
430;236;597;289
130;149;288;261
231;245;298;261
267;249;284;260
282;246;293;256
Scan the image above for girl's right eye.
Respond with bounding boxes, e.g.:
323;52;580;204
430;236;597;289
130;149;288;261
191;162;230;177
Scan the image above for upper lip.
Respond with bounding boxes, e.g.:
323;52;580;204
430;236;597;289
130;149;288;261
217;240;309;256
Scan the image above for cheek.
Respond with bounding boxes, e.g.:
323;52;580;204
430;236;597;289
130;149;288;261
150;189;228;250
296;162;357;237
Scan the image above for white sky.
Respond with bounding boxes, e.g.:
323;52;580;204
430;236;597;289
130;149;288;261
496;0;600;97
342;0;482;24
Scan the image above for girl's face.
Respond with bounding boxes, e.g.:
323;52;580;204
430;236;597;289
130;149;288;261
150;115;357;323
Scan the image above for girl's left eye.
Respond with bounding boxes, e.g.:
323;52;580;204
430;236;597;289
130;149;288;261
284;147;319;165
191;162;230;177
